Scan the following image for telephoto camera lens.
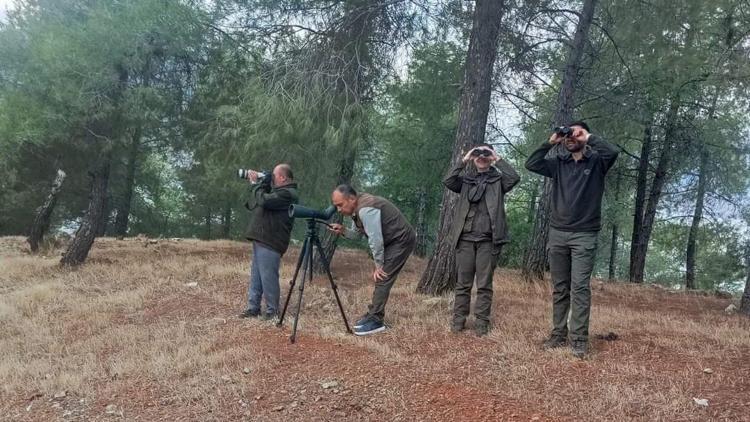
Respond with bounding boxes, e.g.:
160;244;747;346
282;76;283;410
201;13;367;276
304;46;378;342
237;169;268;182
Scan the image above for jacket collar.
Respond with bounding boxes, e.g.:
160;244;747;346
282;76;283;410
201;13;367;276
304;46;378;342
465;166;502;183
273;182;298;190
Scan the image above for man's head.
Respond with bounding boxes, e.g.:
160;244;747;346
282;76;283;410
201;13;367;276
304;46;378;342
331;184;358;216
562;120;591;153
470;143;496;171
272;163;294;187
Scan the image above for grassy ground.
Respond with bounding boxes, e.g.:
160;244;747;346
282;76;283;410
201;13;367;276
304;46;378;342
1;236;748;421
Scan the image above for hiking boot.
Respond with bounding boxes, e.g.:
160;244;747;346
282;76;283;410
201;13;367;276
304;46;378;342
450;319;465;334
353;314;372;330
354;319;386;336
474;322;490;337
239;309;260;319
261;312;278;322
542;335;568;350
571;340;589;359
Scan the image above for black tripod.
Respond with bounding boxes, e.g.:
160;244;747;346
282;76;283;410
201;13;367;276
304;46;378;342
277;218;352;343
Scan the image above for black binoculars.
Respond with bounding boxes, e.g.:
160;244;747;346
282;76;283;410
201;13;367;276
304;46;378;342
471;149;493;157
553;126;573;137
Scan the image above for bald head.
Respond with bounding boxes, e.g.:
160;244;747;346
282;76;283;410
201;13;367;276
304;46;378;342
272;163;293;187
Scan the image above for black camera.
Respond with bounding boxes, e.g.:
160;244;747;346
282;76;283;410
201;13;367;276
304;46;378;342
470;148;493;157
553;126;573;137
288;204;337;220
238;169;272;185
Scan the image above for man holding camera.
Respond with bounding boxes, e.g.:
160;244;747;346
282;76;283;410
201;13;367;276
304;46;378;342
525;121;619;358
239;164;299;320
443;143;520;336
329;185;416;336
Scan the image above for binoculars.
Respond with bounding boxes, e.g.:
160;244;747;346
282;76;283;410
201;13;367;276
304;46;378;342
471;149;493;157
553;126;573;137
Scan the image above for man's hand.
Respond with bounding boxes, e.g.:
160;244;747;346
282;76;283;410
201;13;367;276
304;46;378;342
490;149;501;163
373;266;389;282
549;132;563;145
328;223;345;236
462;147;477;163
571;127;591;143
245;170;259;183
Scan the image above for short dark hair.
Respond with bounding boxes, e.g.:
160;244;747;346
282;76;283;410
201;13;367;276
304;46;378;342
335;184;357;198
476;143;494;150
276;163;293;180
567;120;590;132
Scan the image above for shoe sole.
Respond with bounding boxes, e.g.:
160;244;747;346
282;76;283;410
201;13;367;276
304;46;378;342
543;343;567;350
354;326;386;336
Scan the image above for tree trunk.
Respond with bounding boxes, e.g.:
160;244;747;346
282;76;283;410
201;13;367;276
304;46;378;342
629;124;652;282
60;154;111;266
741;243;750;316
204;210;212;240
414;187;428;257
222;205;232;239
114;56;151;238
522;0;598;281
608;170;622;280
114;127;141;237
96;193;111;237
28;169;66;253
523;181;552;280
631;98;681;283
417;0;506;295
60;65;126;265
685;143;709;289
527;178;538;224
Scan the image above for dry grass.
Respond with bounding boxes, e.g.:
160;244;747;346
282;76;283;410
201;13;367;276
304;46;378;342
1;236;748;421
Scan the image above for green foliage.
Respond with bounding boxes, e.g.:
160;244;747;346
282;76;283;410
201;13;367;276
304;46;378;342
367;41;463;252
0;0;747;290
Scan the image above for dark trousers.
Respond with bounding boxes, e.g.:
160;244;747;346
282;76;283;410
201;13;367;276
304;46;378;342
547;228;598;341
367;232;416;323
453;240;497;325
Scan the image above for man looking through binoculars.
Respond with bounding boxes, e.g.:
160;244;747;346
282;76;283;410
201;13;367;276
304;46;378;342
443;143;520;336
525;121;619;358
239;164;299;321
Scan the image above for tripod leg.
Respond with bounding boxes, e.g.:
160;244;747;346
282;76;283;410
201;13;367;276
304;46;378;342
278;236;309;327
289;238;312;343
313;236;352;334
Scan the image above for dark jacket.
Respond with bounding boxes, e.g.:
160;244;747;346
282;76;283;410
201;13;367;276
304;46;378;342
244;182;299;254
443;159;520;250
524;135;619;232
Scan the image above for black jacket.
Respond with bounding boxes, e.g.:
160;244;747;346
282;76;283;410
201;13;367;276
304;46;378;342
244;182;299;254
443;159;520;250
524;135;619;232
